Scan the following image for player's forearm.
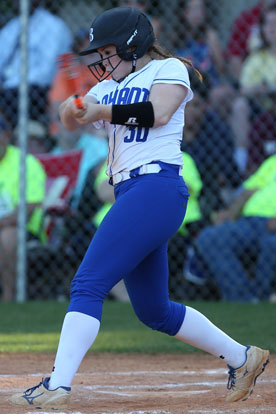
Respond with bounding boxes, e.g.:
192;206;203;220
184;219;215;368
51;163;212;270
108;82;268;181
96;104;112;122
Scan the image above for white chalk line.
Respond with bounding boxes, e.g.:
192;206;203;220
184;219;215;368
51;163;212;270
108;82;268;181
83;376;275;391
0;369;227;379
26;412;83;414
92;389;210;398
101;411;171;414
102;411;171;414
26;411;171;414
84;381;225;391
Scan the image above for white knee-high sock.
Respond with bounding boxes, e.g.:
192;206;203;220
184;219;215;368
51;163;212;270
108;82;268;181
49;311;100;389
175;306;247;368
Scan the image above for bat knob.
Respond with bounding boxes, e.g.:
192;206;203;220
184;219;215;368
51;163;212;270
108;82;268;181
74;95;84;110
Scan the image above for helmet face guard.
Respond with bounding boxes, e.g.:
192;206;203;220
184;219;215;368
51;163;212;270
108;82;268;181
87;52;123;82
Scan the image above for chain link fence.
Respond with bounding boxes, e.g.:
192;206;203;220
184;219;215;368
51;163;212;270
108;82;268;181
0;0;276;302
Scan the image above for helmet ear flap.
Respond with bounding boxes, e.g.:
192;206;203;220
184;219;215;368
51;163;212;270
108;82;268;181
117;45;137;61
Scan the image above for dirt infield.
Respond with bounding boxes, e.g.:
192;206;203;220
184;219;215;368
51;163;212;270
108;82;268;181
0;352;275;414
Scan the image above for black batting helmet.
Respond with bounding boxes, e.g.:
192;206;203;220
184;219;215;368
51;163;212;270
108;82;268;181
79;6;155;61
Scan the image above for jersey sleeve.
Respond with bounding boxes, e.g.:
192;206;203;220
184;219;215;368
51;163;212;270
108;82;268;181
152;58;193;101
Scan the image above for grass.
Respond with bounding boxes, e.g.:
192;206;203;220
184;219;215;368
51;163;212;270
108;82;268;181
0;300;275;353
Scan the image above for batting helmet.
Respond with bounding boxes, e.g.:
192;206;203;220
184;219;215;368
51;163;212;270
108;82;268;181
79;6;155;61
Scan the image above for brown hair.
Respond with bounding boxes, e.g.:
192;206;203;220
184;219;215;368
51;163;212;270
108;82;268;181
148;43;203;82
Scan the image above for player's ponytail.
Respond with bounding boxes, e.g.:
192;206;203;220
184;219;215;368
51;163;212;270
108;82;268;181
148;43;203;82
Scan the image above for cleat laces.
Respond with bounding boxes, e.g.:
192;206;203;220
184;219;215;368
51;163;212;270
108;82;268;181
227;366;236;390
24;380;43;396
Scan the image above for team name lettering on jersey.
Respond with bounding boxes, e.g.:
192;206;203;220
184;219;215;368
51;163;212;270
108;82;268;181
102;87;150;105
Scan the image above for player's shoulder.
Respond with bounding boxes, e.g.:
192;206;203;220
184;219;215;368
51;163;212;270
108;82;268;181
153;57;189;77
153;57;185;69
152;57;190;84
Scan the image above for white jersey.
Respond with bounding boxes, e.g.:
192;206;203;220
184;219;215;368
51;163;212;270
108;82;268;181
87;58;193;176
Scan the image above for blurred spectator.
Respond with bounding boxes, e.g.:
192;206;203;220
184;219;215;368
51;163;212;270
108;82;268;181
177;152;203;237
118;0;162;39
0;0;72;127
240;5;276;102
248;90;276;174
231;3;276;176
181;85;241;222
172;152;205;289
0;113;46;301
49;29;98;136
226;0;276;83
51;121;108;210
173;0;225;86
14;119;54;155
195;154;276;302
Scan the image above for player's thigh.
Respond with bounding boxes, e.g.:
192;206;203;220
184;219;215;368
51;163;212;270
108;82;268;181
76;176;187;284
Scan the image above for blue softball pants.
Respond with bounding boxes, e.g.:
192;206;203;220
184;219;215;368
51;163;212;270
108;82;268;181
68;162;189;336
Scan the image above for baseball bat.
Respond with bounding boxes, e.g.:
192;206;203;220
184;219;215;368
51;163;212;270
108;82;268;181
58;52;84;110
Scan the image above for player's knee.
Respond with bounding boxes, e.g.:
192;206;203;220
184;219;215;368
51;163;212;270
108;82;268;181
133;302;185;336
139;315;171;334
136;309;180;336
70;275;108;301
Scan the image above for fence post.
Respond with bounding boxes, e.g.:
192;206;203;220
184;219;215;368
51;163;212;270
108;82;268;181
16;0;29;303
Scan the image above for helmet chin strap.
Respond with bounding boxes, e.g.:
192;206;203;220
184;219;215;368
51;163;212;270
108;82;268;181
131;53;137;74
116;53;137;83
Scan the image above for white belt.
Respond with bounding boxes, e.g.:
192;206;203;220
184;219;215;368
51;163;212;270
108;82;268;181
111;164;162;186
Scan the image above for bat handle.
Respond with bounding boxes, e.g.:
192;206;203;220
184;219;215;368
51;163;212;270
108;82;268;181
74;94;84;110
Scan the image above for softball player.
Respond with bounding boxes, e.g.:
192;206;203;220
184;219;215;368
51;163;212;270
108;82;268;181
11;6;269;408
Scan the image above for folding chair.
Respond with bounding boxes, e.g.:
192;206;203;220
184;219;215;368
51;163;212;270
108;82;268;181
27;149;82;299
36;149;82;244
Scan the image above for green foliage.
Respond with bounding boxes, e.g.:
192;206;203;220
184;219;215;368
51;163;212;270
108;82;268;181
0;301;275;353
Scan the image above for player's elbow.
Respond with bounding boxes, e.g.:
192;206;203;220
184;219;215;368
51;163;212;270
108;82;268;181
151;102;174;127
153;113;171;127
